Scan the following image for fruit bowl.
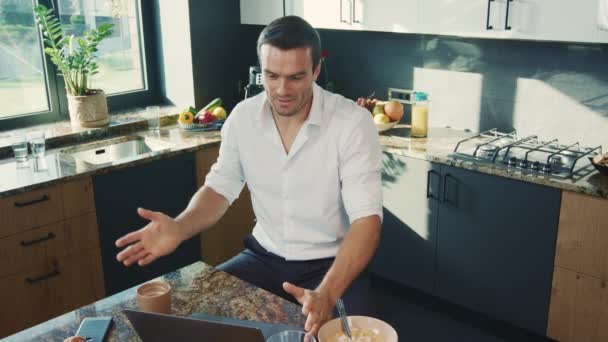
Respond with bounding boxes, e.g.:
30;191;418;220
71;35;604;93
589;153;608;176
179;119;224;132
375;120;398;132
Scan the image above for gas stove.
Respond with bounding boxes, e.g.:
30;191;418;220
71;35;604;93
450;129;603;180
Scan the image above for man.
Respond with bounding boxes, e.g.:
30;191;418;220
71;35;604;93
115;15;382;336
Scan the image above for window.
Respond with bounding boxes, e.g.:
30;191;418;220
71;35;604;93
0;0;155;129
0;0;49;118
57;0;145;95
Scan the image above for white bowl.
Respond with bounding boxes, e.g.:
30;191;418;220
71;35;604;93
318;316;398;342
375;121;398;133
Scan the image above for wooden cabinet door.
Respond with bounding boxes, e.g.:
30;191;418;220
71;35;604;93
240;0;285;25
369;153;440;293
61;177;95;219
435;164;560;334
547;267;608;342
0;249;104;338
554;191;608;280
0;185;63;238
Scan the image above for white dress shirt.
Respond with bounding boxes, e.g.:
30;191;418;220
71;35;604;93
204;83;383;260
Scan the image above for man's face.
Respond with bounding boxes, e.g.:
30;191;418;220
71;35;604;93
259;44;321;117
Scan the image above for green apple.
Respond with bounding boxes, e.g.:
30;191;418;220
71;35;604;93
374;114;390;124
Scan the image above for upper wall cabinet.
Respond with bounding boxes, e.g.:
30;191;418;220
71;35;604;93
290;0;419;33
352;0;419;34
241;0;608;43
420;0;607;43
506;0;606;43
291;0;355;30
240;0;285;25
419;0;506;39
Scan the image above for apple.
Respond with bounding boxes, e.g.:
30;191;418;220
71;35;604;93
374;114;390;124
199;111;216;124
212;106;227;120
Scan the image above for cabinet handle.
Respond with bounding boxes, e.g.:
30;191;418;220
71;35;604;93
486;0;494;30
20;232;56;247
442;173;457;206
426;170;439;200
340;0;352;24
25;269;60;284
353;0;361;23
14;194;50;208
505;0;513;30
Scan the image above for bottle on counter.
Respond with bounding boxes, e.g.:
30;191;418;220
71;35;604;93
411;92;429;138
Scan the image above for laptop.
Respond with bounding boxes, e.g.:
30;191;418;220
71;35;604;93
123;309;304;341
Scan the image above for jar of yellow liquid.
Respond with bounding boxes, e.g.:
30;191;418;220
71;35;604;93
411;92;429;138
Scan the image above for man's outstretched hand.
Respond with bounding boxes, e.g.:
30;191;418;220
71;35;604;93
115;208;183;267
283;282;335;337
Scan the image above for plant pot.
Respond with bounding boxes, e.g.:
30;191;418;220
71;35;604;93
67;89;109;128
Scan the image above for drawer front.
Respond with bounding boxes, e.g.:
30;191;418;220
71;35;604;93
0;249;104;338
0;212;100;278
0;185;63;238
61;177;96;219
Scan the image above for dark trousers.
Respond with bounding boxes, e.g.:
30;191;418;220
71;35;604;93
217;235;376;317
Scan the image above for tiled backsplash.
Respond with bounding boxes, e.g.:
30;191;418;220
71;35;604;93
239;25;608;148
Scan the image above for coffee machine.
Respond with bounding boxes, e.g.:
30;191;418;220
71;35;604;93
244;66;264;99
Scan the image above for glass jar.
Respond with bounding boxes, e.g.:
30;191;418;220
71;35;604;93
411;92;429;138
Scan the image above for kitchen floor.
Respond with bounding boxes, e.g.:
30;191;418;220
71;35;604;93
369;275;555;342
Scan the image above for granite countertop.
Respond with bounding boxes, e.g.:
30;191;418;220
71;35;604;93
379;125;608;199
0;125;222;199
4;262;305;341
1;117;607;200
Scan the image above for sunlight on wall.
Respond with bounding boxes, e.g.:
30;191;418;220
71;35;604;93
413;67;483;132
513;78;608;148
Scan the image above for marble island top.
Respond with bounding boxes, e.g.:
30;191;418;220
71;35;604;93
1;118;607;200
4;262;305;341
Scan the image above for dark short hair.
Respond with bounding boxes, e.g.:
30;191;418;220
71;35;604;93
257;15;322;71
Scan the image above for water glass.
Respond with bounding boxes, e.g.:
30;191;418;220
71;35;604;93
28;131;46;157
146;106;161;131
11;134;28;162
266;331;316;342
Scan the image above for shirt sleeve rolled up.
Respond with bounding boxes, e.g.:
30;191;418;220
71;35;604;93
339;112;384;224
204;112;246;205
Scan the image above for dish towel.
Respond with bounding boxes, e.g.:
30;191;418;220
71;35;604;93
599;0;608;31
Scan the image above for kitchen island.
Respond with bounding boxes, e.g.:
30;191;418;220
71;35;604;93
3;261;305;341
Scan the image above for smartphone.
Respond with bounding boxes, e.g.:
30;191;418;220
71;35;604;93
75;316;113;342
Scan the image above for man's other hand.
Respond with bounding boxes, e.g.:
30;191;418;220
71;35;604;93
283;282;334;337
115;208;183;267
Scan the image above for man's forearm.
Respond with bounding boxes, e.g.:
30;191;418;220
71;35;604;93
174;185;231;242
317;215;381;303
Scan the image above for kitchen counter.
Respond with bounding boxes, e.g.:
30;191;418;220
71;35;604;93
4;261;305;341
1;119;607;200
380;125;608;199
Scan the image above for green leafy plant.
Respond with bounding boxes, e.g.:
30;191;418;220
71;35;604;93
33;4;114;96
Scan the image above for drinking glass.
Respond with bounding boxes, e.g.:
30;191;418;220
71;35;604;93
146;106;160;131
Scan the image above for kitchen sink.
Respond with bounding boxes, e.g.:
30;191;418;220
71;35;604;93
61;135;173;166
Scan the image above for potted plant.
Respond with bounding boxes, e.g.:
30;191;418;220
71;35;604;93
33;5;114;128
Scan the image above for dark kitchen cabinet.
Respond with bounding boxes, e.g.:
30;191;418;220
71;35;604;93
371;153;561;335
93;153;200;295
436;164;560;334
370;152;440;294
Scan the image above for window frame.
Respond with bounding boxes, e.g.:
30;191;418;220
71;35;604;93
0;0;159;131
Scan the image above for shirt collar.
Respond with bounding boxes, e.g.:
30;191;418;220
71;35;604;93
254;82;325;127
